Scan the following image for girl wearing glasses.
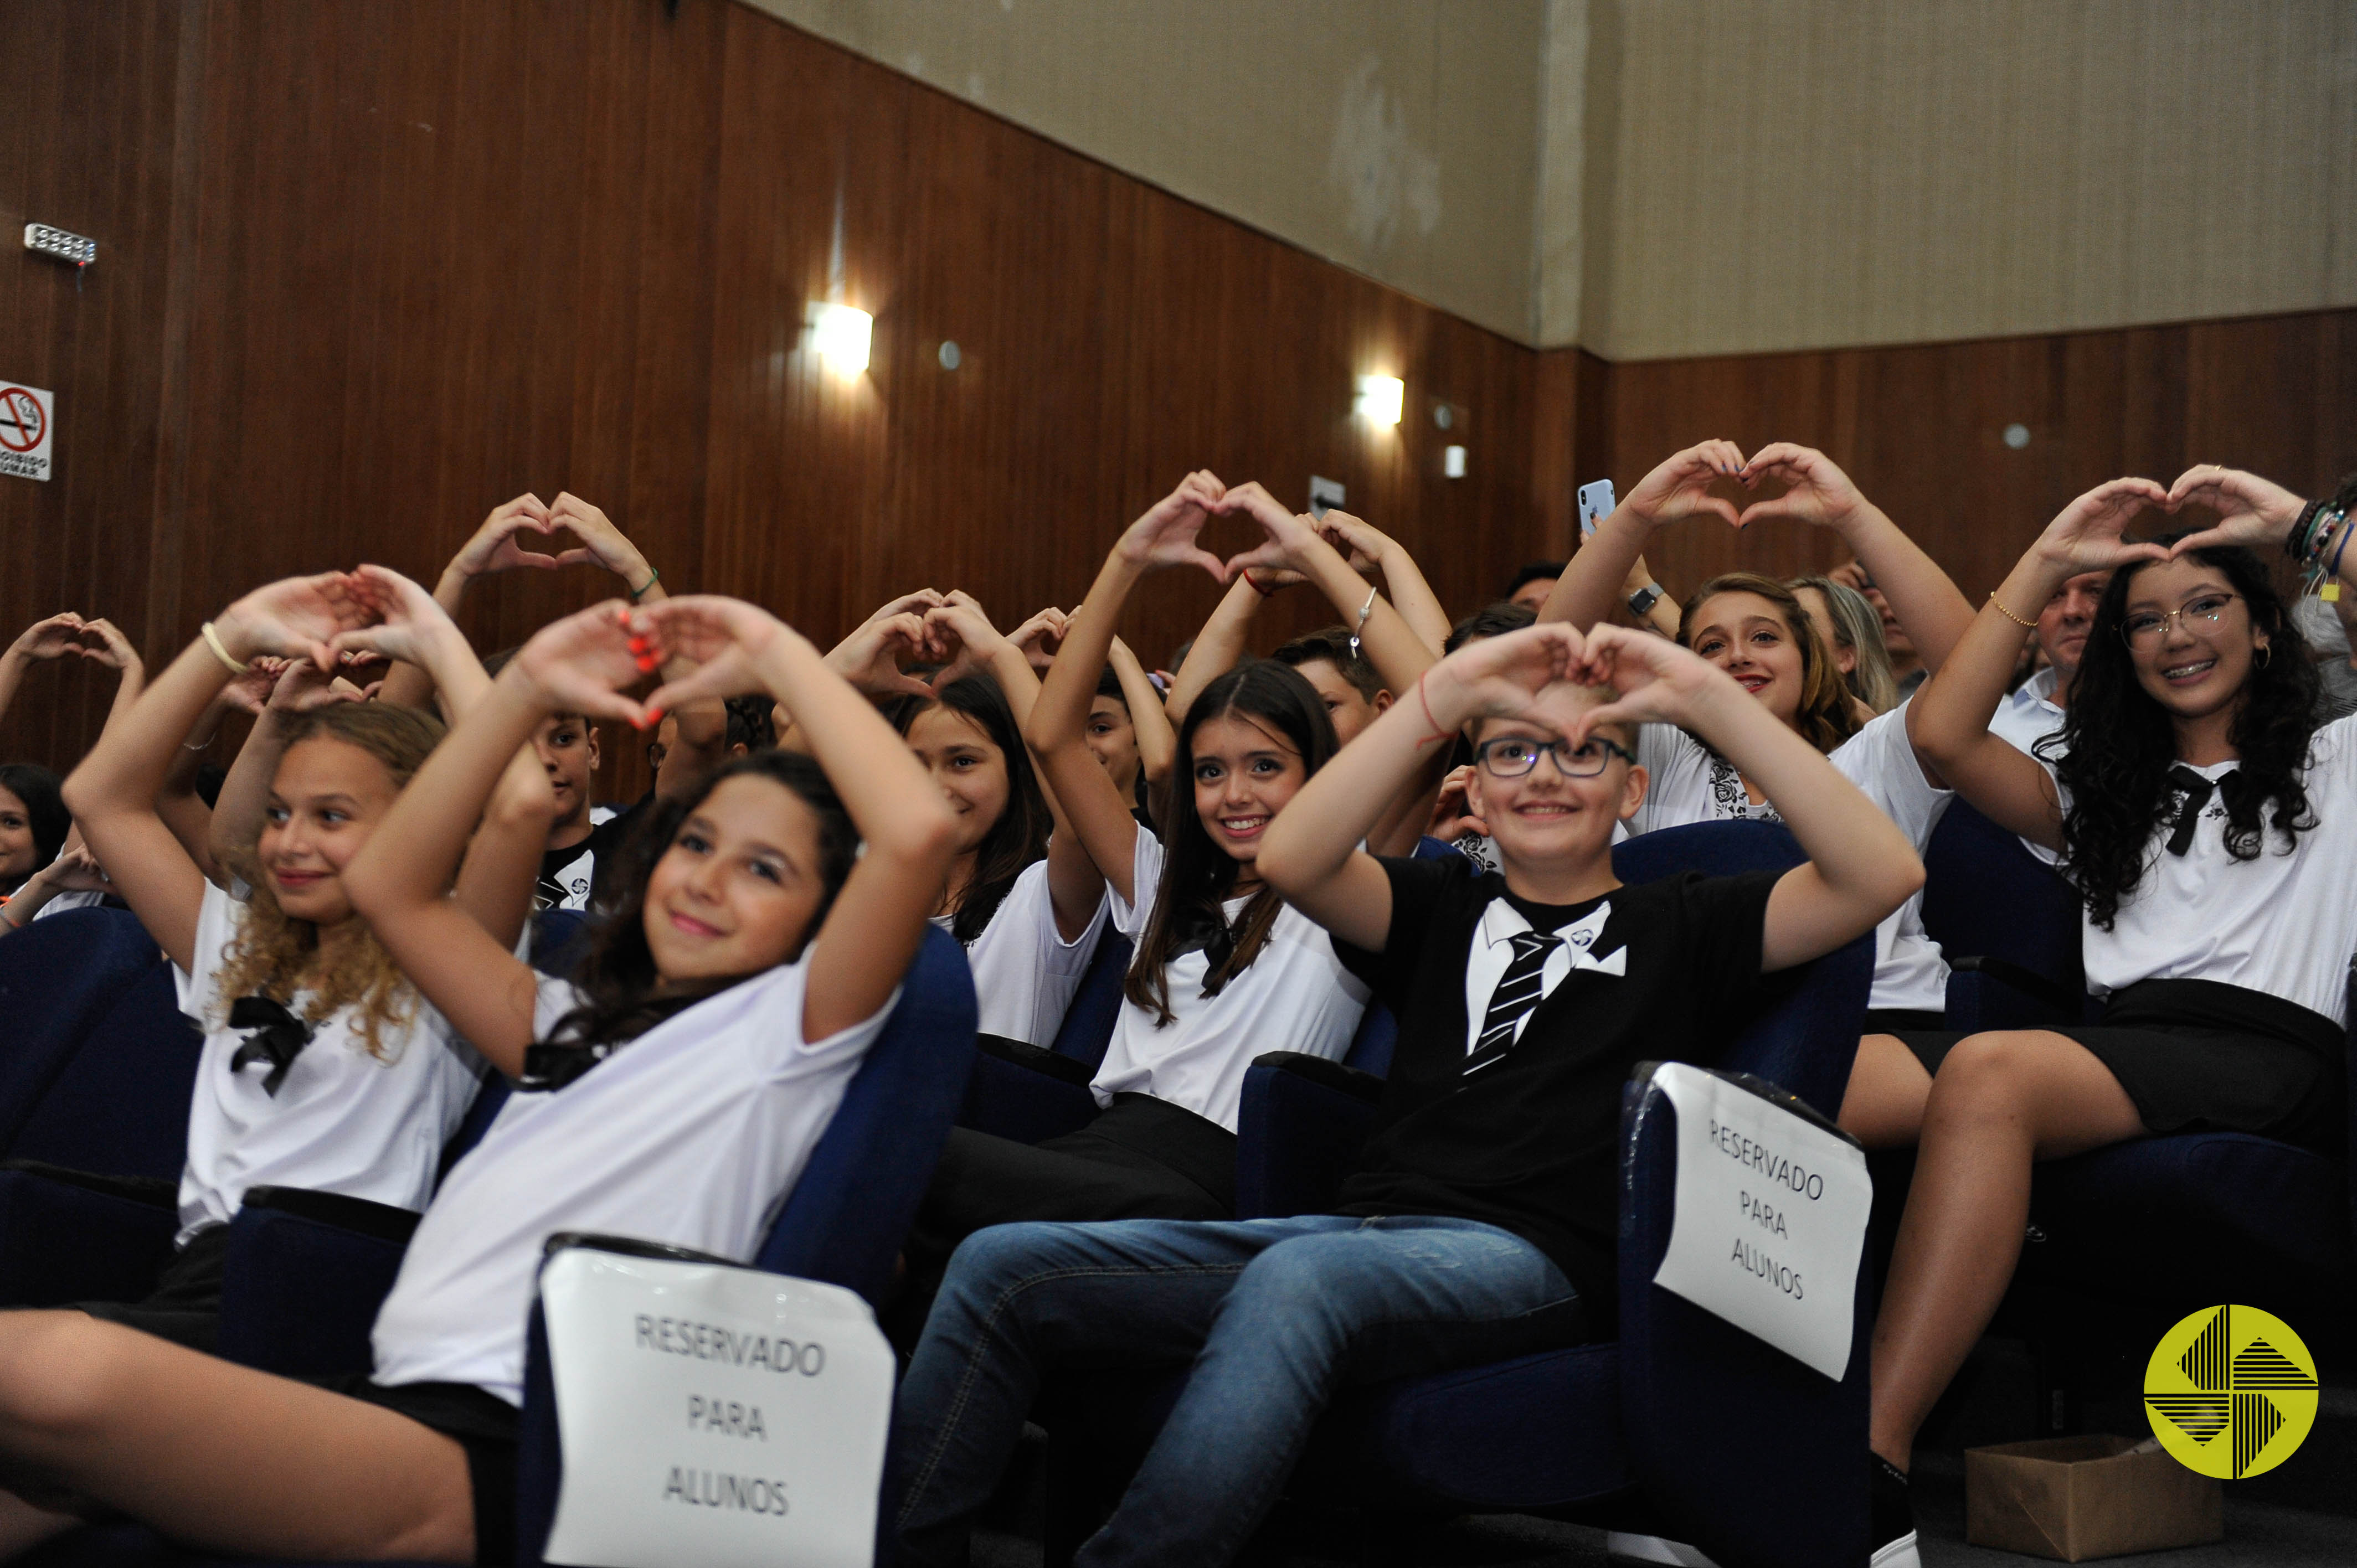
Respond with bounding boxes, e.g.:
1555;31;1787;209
1872;466;2355;1507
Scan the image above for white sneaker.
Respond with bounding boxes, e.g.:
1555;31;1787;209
1605;1533;1723;1566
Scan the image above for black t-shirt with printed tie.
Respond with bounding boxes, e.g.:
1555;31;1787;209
1331;855;1780;1330
534;797;653;913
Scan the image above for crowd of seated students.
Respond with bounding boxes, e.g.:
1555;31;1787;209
0;448;2346;1568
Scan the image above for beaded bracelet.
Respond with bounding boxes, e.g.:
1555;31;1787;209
2286;498;2328;563
1987;592;2037;630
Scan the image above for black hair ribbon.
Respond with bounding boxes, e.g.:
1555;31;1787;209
228;997;315;1097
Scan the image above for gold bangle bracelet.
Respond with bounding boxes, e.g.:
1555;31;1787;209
1987;592;2036;630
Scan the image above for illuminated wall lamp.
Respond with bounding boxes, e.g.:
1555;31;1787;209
807;301;873;376
1354;374;1404;426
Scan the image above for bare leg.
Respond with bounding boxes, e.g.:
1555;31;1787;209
0;1312;474;1562
0;1492;76;1559
1838;1033;1934;1149
1867;1031;2145;1470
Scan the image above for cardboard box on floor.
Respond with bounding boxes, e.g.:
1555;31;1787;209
1966;1436;2223;1561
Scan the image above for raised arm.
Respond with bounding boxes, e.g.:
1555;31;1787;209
1026;473;1231;906
1215;484;1439;704
63;576;377;971
0;613;95;730
1313;510;1452;655
374;494;553;711
343;603;650;1076
75;618;147;731
1908;479;2172;850
1109;636;1174;791
1162;575;1267;730
1737;443;1974;673
1537;442;1747;630
1573;626;1924;971
639;597;960;1041
332;565;545;950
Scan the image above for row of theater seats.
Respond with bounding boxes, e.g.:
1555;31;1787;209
0;812;2345;1567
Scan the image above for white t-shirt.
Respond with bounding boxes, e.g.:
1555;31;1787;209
370;955;897;1405
940;858;1107;1046
1097;828;1370;1132
2064;715;2357;1025
1985;666;2068;864
173;882;487;1246
1623;707;1953;1013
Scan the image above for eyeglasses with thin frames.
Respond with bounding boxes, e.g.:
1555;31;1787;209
2119;592;2240;648
1473;735;1636;780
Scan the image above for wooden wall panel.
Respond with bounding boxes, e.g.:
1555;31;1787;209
1588;309;2357;612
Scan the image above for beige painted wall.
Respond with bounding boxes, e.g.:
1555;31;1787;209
1581;0;2357;360
744;0;1551;344
742;0;2356;359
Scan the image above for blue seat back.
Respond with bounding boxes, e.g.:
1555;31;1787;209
1342;1004;1396;1077
1919;798;2081;993
517;924;978;1566
0;909;202;1180
1048;933;1131;1068
1617;1066;1870;1567
1613;820;1870;1118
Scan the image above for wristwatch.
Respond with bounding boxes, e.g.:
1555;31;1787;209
1627;584;1663;616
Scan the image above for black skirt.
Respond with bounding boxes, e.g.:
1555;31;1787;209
75;1223;230;1352
1894;978;2346;1156
301;1374;520;1567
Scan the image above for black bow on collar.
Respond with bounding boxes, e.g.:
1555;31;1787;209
1166;904;1240;999
521;1039;617;1093
228;996;314;1097
2164;764;2252;857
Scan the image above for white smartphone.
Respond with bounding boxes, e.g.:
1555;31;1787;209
1576;478;1616;538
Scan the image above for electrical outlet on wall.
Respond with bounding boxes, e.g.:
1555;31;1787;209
1308;476;1345;519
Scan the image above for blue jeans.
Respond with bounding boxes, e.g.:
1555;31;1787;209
888;1214;1586;1568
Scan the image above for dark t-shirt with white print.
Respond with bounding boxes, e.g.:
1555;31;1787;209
1332;857;1779;1332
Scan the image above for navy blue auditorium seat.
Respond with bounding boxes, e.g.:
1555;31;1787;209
0;910;203;1308
1043;820;1876;1568
27;922;979;1568
1908;800;2354;1416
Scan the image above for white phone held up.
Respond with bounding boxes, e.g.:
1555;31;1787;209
1576;479;1616;539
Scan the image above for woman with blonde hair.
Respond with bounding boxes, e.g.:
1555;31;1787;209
1793;572;1903;717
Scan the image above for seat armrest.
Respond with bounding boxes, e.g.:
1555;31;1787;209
1234;1052;1387;1220
956;1036;1100;1145
0;1165;181;1308
214;1188;421;1377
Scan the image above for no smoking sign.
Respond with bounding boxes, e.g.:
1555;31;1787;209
0;383;54;482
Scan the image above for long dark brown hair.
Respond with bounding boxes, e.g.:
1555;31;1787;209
895;672;1053;942
545;751;859;1050
2052;537;2320;929
1125;661;1337;1026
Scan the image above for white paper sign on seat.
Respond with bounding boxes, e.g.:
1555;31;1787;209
538;1242;896;1568
1648;1063;1872;1381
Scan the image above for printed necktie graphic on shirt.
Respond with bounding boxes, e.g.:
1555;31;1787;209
2144;1304;2318;1478
1463;902;1622;1077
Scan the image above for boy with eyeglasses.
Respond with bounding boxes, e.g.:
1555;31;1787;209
889;622;1922;1568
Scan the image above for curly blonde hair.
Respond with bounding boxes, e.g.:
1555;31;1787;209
213;703;445;1064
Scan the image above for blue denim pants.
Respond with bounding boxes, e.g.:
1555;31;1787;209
888;1213;1586;1568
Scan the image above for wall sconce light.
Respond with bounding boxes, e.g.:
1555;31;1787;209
808;302;873;376
1443;445;1466;478
1354;374;1403;426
